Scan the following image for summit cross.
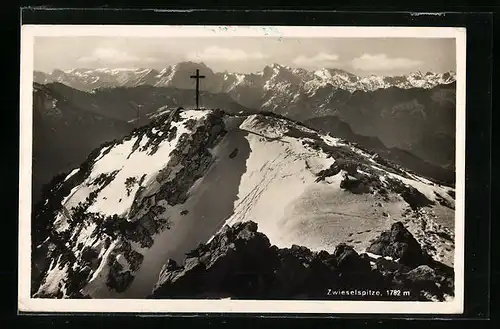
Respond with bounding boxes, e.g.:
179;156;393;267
190;69;206;109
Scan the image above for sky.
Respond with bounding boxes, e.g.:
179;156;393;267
34;36;456;77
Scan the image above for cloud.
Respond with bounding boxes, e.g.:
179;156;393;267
77;48;158;64
351;53;422;71
185;46;269;62
292;52;340;67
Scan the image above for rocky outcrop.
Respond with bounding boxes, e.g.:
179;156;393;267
150;221;454;301
105;241;144;293
366;222;430;266
128;109;227;224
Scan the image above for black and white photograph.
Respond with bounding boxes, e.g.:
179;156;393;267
18;25;466;314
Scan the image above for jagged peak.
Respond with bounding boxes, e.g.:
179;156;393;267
45;65;456;81
158;67;171;75
174;61;211;70
325;67;357;76
51;68;66;75
263;63;292;73
38;63;457;95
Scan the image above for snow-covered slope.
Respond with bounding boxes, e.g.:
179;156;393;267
32;108;456;299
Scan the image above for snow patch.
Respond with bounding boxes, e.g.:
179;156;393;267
53;213;70;233
364;252;394;261
37;257;69;296
64;168;80;182
81;240;120;297
75;222;98;247
63;110;210;218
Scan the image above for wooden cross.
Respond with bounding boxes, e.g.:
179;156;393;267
190;69;206;109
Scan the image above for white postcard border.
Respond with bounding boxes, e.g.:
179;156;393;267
18;25;466;314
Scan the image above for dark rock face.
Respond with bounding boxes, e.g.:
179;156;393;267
315;158;358;183
229;148;239;159
366;222;429;267
107;261;134;293
150;221;453;301
128;109;227;232
339;174;371;194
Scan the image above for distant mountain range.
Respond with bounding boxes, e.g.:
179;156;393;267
32;63;456;202
34;62;456;94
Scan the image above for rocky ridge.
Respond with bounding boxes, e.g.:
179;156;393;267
150;220;454;301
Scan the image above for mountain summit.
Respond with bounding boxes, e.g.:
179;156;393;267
32;107;455;299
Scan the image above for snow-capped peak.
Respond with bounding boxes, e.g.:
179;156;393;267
314;68;332;80
35;64;456;94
